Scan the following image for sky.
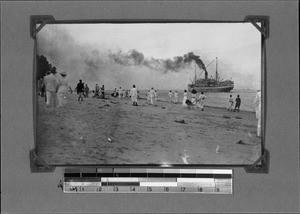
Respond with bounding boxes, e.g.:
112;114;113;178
37;23;261;90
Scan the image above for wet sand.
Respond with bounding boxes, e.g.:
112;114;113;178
36;93;261;165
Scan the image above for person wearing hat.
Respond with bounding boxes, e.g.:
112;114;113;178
57;71;72;108
44;70;59;108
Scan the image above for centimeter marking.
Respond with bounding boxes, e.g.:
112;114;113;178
63;168;233;194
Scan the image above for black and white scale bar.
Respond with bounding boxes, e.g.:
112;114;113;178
63;169;233;194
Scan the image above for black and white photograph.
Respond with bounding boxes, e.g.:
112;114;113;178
36;22;262;165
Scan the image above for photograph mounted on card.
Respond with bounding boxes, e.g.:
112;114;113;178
31;16;267;168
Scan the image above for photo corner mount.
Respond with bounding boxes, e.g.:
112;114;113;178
244;15;269;39
30;15;55;39
30;149;55;173
244;149;269;173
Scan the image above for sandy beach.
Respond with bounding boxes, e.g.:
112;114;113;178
36;93;261;165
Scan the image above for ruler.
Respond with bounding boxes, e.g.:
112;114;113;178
63;168;233;194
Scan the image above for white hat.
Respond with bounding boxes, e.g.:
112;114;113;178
60;71;67;75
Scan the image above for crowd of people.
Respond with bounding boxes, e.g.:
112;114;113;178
38;71;261;137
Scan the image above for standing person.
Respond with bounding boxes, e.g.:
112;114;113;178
84;84;89;98
254;90;261;137
182;90;188;107
118;87;123;99
149;87;155;105
174;91;179;104
101;85;105;99
130;85;138;106
113;88;117;97
197;92;207;111
44;71;59;108
168;90;173;103
227;94;234;111
76;80;84;102
95;84;100;97
234;95;241;112
191;87;197;105
57;71;72;108
122;89;126;99
154;90;158;102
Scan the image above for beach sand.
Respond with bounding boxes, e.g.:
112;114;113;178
36;93;261;165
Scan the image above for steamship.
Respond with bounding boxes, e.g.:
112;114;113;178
188;57;234;93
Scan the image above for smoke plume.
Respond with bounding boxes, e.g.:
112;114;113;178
36;26;209;90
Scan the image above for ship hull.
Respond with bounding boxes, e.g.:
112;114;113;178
188;85;234;93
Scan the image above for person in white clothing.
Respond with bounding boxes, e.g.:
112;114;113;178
227;94;234;111
197;92;207;111
118;87;123;99
254;90;261;137
168;90;173;103
182;90;188;107
154;90;158;102
174;91;179;104
191;87;197;106
44;71;59;108
130;85;138;106
57;71;72;108
149;88;155;105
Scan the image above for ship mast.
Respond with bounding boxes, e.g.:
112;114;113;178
215;57;218;81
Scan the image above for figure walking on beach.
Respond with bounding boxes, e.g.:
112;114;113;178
118;87;123;99
182;90;188;107
95;84;100;97
168;90;173;103
84;84;89;98
76;80;84;102
57;71;72;108
174;91;179;104
191;87;197;105
149;87;155;105
154;90;158;102
101;85;105;99
234;95;241;112
44;71;59;108
227;94;234;111
130;85;138;106
254;90;261;137
197;92;207;111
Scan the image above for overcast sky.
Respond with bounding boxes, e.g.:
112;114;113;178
38;23;261;90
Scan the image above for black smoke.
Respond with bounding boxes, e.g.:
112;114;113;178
109;50;207;74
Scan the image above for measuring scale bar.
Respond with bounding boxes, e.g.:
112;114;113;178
63;168;233;194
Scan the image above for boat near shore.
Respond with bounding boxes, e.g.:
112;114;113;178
188;57;234;93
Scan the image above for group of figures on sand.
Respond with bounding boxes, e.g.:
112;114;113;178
181;88;207;111
38;71;72;108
